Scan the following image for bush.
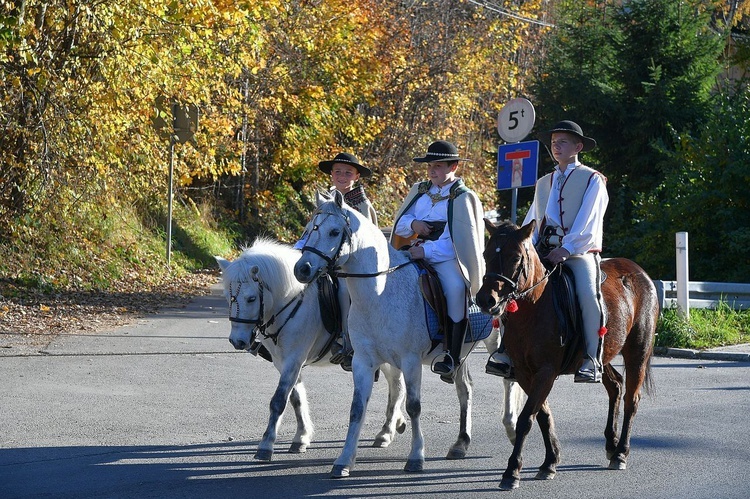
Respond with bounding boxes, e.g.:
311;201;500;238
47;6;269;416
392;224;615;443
655;301;750;349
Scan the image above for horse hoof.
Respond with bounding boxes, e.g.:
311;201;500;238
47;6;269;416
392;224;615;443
499;477;520;490
446;447;467;460
331;464;350;478
396;420;407;434
288;442;308;454
373;435;392;448
254;449;273;461
404;459;424;473
609;458;627;470
535;469;556;480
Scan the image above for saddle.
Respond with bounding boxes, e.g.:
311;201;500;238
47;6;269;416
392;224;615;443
549;264;608;373
317;274;342;335
414;260;449;336
550;265;584;373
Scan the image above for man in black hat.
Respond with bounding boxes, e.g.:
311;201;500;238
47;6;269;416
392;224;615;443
486;120;609;383
391;140;485;383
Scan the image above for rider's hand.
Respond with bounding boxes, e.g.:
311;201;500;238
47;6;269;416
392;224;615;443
408;245;425;260
411;220;432;238
546;247;570;265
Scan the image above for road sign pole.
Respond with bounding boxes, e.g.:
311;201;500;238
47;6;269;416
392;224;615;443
155;98;199;266
511;188;518;225
167;134;175;267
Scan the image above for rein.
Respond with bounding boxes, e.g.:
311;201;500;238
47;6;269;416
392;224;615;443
334;260;412;278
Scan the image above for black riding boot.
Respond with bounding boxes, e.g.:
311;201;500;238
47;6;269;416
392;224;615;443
433;319;468;383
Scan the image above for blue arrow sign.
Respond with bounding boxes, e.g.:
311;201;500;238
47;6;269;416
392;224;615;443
497;140;539;190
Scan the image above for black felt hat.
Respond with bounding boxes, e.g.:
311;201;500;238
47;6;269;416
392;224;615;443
413;140;469;163
318;152;372;178
537;120;597;152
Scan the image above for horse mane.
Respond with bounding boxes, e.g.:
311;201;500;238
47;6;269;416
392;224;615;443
226;237;305;299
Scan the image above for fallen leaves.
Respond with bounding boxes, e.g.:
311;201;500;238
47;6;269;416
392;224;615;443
0;270;220;353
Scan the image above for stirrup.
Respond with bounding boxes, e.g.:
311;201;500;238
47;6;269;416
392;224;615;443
574;359;602;383
574;368;601;383
431;353;455;376
340;353;353;372
485;359;516;380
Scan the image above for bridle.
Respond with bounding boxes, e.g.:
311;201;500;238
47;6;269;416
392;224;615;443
300;210;352;276
300;208;412;278
228;273;305;344
483;234;555;303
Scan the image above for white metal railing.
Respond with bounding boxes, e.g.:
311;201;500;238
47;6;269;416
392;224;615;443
653;280;750;312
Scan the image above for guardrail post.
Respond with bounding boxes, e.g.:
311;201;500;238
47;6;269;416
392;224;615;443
653;280;665;311
676;232;689;319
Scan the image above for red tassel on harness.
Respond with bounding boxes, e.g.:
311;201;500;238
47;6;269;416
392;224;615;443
492;317;501;329
598;326;608;337
506;299;519;313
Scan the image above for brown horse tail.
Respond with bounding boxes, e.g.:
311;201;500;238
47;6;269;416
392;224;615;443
642;352;656;397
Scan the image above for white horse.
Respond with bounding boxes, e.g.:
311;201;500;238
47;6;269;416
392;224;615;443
216;238;408;461
293;191;524;477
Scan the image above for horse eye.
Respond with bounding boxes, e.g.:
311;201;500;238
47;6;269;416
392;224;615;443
247;296;256;303
329;229;341;237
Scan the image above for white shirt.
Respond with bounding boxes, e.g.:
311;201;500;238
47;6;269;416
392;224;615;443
523;161;609;255
394;181;457;263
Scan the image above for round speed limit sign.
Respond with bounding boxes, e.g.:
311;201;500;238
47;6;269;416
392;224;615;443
497;98;535;143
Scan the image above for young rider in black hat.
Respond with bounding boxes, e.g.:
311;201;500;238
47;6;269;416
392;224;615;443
292;152;378;371
486;121;609;383
391;140;485;383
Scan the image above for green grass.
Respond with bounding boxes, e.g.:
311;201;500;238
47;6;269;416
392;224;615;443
0;195;238;296
655;301;750;349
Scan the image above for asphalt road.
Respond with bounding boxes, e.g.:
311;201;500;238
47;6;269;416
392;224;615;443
2;284;750;499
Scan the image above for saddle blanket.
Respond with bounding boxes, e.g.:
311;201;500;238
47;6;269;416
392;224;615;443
424;301;494;343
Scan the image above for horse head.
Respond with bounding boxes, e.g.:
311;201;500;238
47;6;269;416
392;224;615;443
217;239;306;351
294;190;353;284
476;219;538;316
216;257;273;350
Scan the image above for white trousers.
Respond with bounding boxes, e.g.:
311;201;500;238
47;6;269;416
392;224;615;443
432;258;469;322
563;252;606;359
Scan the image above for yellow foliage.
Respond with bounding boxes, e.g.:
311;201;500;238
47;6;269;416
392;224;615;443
1;0;549;249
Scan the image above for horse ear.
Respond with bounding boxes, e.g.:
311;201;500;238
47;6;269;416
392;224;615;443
333;189;345;208
315;189;332;207
215;256;231;272
484;218;497;235
519;220;536;240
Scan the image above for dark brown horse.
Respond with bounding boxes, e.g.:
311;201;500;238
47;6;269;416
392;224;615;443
476;219;658;491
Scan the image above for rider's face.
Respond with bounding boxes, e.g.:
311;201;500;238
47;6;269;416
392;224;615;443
426;161;457;187
330;163;360;193
549;132;584;167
